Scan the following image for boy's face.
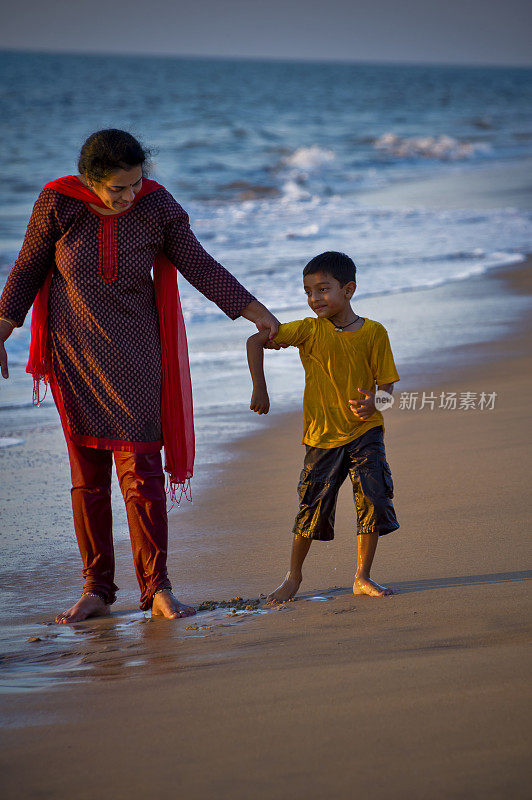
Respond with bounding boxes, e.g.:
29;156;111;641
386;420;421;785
303;271;356;319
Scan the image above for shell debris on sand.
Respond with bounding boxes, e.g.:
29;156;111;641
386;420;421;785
197;596;261;613
180;597;262;632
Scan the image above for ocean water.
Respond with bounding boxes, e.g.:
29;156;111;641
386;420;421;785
1;52;532;454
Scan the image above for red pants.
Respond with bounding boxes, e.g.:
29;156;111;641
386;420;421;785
66;437;172;610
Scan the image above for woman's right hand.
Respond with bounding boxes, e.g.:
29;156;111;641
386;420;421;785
0;319;14;378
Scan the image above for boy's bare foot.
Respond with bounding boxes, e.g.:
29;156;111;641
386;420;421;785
55;594;110;624
266;572;302;605
353;576;393;597
151;590;196;619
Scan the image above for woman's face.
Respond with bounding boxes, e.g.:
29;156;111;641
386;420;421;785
89;165;143;211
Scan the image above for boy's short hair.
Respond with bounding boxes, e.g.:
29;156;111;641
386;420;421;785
303;251;356;286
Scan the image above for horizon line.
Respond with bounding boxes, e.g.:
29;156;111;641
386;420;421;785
1;46;531;71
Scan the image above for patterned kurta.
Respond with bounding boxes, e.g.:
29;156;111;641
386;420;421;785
0;186;255;448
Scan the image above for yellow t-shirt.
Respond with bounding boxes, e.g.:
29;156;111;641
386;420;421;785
274;317;400;449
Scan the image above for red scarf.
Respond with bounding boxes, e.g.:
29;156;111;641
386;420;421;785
26;175;194;501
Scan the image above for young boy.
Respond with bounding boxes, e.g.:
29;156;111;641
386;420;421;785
247;251;399;603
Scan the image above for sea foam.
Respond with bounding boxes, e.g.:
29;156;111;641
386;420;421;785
0;437;25;448
281;145;336;170
374;133;491;161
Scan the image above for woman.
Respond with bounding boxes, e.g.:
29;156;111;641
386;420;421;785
0;129;278;622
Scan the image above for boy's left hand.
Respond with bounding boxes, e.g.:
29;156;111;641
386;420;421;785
349;388;376;420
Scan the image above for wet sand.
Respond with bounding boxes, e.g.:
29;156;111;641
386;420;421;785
1;259;531;799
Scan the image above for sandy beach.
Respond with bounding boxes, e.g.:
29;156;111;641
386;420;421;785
0;248;531;799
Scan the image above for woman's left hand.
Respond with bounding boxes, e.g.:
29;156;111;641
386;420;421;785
240;300;280;342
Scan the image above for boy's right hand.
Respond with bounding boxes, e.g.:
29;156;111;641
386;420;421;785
250;388;270;415
264;339;289;350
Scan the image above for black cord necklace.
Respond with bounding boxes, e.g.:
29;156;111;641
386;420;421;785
334;314;361;332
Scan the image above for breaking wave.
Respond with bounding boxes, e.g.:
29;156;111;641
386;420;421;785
374;133;491;161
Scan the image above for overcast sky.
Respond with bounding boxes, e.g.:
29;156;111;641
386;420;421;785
1;0;531;67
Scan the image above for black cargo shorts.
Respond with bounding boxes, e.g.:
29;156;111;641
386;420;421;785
293;426;399;541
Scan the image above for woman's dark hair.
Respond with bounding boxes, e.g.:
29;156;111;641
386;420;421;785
303;251;356;286
78;129;152;183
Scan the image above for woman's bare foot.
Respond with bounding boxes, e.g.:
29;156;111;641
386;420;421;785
266;572;302;605
55;594;110;624
353;575;393;597
151;590;196;619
